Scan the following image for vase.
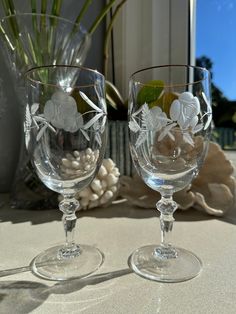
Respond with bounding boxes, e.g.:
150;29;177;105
0;13;91;209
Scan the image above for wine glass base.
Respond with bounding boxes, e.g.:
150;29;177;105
128;245;202;283
30;244;104;281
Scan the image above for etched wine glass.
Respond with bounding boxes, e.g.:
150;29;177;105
128;65;212;282
24;65;107;280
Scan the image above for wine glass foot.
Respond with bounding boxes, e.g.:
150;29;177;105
128;244;202;283
30;244;104;281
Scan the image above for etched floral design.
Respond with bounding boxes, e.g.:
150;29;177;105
25;90;106;145
44;91;83;133
170;92;201;129
129;103;171;147
24;102;57;145
129;91;212;147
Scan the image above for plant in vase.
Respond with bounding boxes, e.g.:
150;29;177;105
0;0;128;208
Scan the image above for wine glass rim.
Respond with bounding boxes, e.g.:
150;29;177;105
130;64;210;88
25;65;105;88
0;12;84;28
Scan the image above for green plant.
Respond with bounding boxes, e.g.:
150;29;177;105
0;0;129;119
1;0;117;35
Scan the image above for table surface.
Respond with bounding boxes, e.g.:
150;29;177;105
1;192;236;314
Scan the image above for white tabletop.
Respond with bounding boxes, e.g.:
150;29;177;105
0;194;236;314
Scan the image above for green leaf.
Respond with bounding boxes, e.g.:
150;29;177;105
89;0;116;35
31;0;36;13
137;80;164;105
2;0;16;15
51;0;62;16
71;89;90;113
75;0;93;25
41;0;47;14
105;80;124;110
149;91;178;115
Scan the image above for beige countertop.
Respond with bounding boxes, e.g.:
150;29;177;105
0;194;236;314
0;152;236;314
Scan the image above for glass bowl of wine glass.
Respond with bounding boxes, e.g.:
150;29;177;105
24;65;107;281
128;65;212;282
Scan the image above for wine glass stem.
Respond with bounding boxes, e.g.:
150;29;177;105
59;195;81;258
62;212;77;247
155;194;178;259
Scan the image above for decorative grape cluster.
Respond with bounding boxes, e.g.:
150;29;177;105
60;148;99;179
59;149;120;210
77;158;120;210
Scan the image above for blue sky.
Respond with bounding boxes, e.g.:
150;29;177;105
196;0;236;100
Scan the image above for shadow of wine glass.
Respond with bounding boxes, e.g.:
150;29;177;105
0;268;131;314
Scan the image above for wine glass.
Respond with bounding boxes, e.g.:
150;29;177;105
24;65;107;281
128;65;212;282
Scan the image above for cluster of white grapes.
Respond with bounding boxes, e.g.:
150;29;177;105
76;158;120;210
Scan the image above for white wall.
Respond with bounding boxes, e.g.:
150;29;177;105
108;0;195;98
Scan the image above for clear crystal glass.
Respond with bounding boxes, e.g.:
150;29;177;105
128;65;212;282
25;65;107;281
